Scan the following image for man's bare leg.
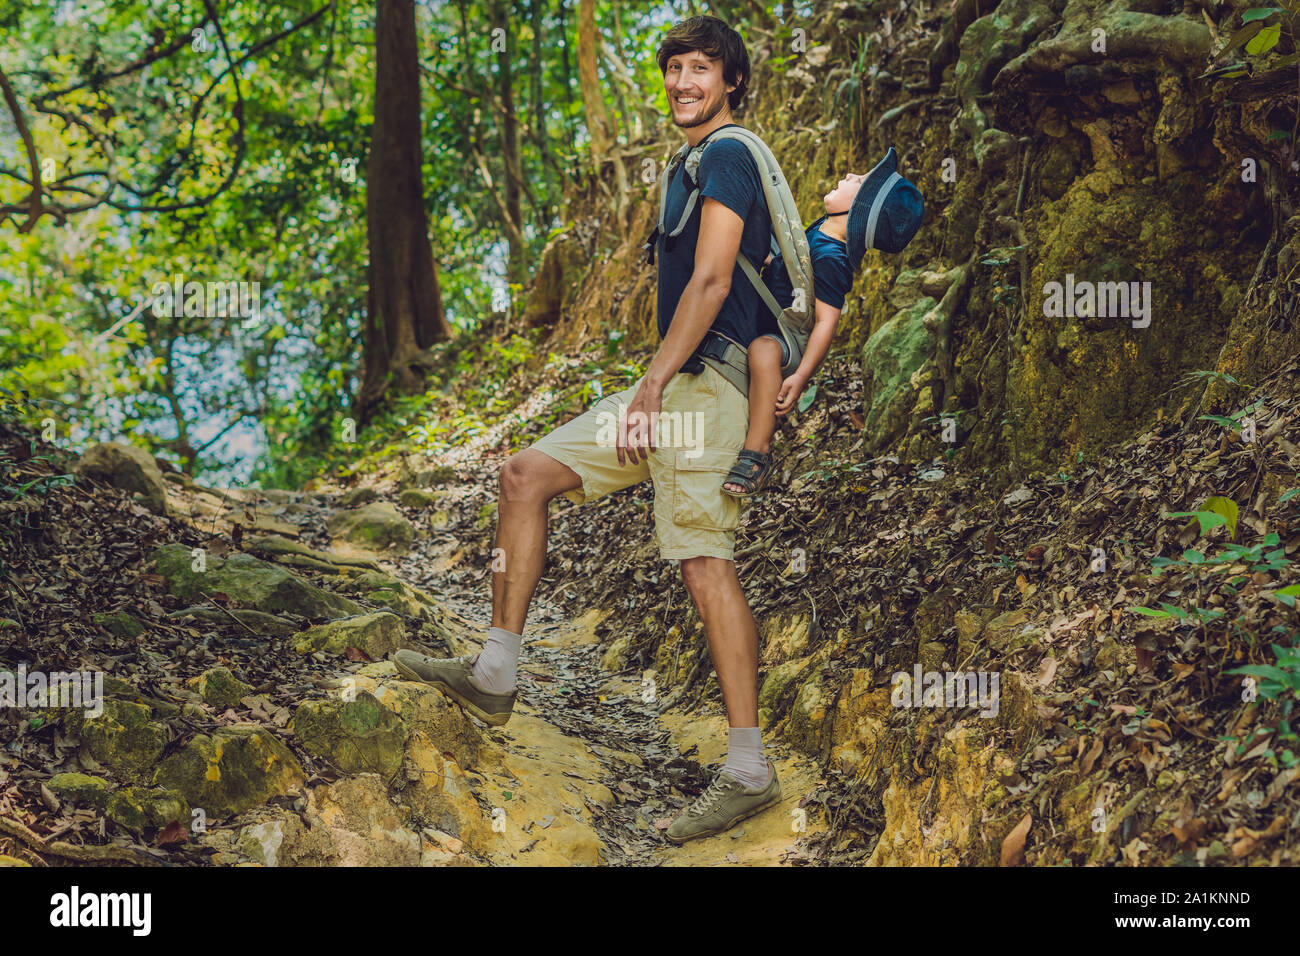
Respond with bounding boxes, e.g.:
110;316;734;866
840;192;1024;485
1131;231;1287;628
679;556;771;789
491;448;582;635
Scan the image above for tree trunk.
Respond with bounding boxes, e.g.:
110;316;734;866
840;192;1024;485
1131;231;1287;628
489;0;528;289
358;0;450;423
577;0;613;171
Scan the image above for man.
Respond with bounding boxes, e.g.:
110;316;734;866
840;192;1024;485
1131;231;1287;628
394;15;780;845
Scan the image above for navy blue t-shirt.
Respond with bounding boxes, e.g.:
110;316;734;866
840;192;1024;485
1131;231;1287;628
759;214;854;338
656;127;772;350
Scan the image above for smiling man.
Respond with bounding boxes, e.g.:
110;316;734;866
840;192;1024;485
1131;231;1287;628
393;15;781;845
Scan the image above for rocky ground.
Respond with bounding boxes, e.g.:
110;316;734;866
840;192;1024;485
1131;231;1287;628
2;348;1299;867
0;416;825;866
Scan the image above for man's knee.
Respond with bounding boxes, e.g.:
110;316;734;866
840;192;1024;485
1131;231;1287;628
499;449;577;505
680;555;732;599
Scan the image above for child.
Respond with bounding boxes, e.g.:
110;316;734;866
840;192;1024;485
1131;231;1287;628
722;147;923;496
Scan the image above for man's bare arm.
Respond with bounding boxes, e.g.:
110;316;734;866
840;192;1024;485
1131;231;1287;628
642;197;742;392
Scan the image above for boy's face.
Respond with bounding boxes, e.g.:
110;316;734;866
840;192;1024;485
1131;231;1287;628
824;172;866;211
664;50;736;129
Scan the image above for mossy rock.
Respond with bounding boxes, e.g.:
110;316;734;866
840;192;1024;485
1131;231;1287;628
189;667;253;709
91;610;145;638
327;502;414;552
105;786;190;833
74;441;173;516
292;612;408;658
64;699;168;780
153;724;305;818
860;296;937;453
153;544;364;620
397;488;438;509
401;465;457;489
786;677;828;755
292;692;406;778
47;772;112;810
341;571;434;618
758;658;808;729
338;487;379;508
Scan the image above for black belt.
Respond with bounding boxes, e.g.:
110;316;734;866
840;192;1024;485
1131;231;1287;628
681;329;739;375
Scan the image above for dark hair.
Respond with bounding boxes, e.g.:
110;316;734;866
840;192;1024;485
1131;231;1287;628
656;16;750;110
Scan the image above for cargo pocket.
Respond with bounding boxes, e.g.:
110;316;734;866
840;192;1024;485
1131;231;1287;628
672;448;742;532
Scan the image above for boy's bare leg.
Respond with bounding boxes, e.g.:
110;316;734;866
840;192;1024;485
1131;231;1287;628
491;448;582;635
723;335;783;493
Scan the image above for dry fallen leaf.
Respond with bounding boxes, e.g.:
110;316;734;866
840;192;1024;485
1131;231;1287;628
1000;813;1032;866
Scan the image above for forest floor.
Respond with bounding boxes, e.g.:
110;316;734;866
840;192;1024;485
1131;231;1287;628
3;346;1300;867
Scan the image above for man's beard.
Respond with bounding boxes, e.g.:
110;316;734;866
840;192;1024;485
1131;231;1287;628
674;93;727;129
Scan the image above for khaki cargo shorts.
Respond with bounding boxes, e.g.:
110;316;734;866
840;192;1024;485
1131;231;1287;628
529;363;749;561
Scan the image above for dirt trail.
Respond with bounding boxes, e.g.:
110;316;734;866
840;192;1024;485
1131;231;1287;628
383;553;827;866
199;476;827;866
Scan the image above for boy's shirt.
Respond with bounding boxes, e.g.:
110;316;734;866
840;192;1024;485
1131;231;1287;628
657;125;773;351
759;213;853;339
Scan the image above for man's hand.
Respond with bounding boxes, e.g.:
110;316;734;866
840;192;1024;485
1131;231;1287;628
618;379;662;465
774;372;809;417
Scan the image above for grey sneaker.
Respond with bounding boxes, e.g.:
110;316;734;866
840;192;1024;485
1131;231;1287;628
665;760;782;845
392;649;517;726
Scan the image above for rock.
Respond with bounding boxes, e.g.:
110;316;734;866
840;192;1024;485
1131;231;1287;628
303;775;422;866
338;487;379;508
327;502;414;553
759;613;812;662
787;677;828;755
400;732;493;850
860;297;937;452
246;535;380;570
189;667;253;709
292;612;407;659
600;635;630;672
354;669;484;771
153;544;364;620
64;699;168;780
46;772;112;810
153;724;305;817
170;606;297;638
90;610;145;638
983;609;1040;652
105;786;189;833
758;658;808;729
235;815;307;866
341;571;434;618
292;692;405;778
75;442;173;515
400;465;457;489
919;640;947;671
397;488;438;508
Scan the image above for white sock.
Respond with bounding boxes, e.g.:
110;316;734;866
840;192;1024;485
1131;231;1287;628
720;726;770;790
471;626;522;694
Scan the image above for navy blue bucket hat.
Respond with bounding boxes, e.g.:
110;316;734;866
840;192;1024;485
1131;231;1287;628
845;146;924;270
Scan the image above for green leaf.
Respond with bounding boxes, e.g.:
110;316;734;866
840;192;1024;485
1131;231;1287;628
1242;7;1283;22
1203;496;1239;538
1279;488;1300;504
1131;606;1172;618
797;383;817;413
1246;22;1282;54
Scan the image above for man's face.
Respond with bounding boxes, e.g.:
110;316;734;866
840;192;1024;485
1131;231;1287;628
664;50;736;129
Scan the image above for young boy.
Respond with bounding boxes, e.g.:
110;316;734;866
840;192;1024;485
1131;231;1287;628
722;147;923;496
